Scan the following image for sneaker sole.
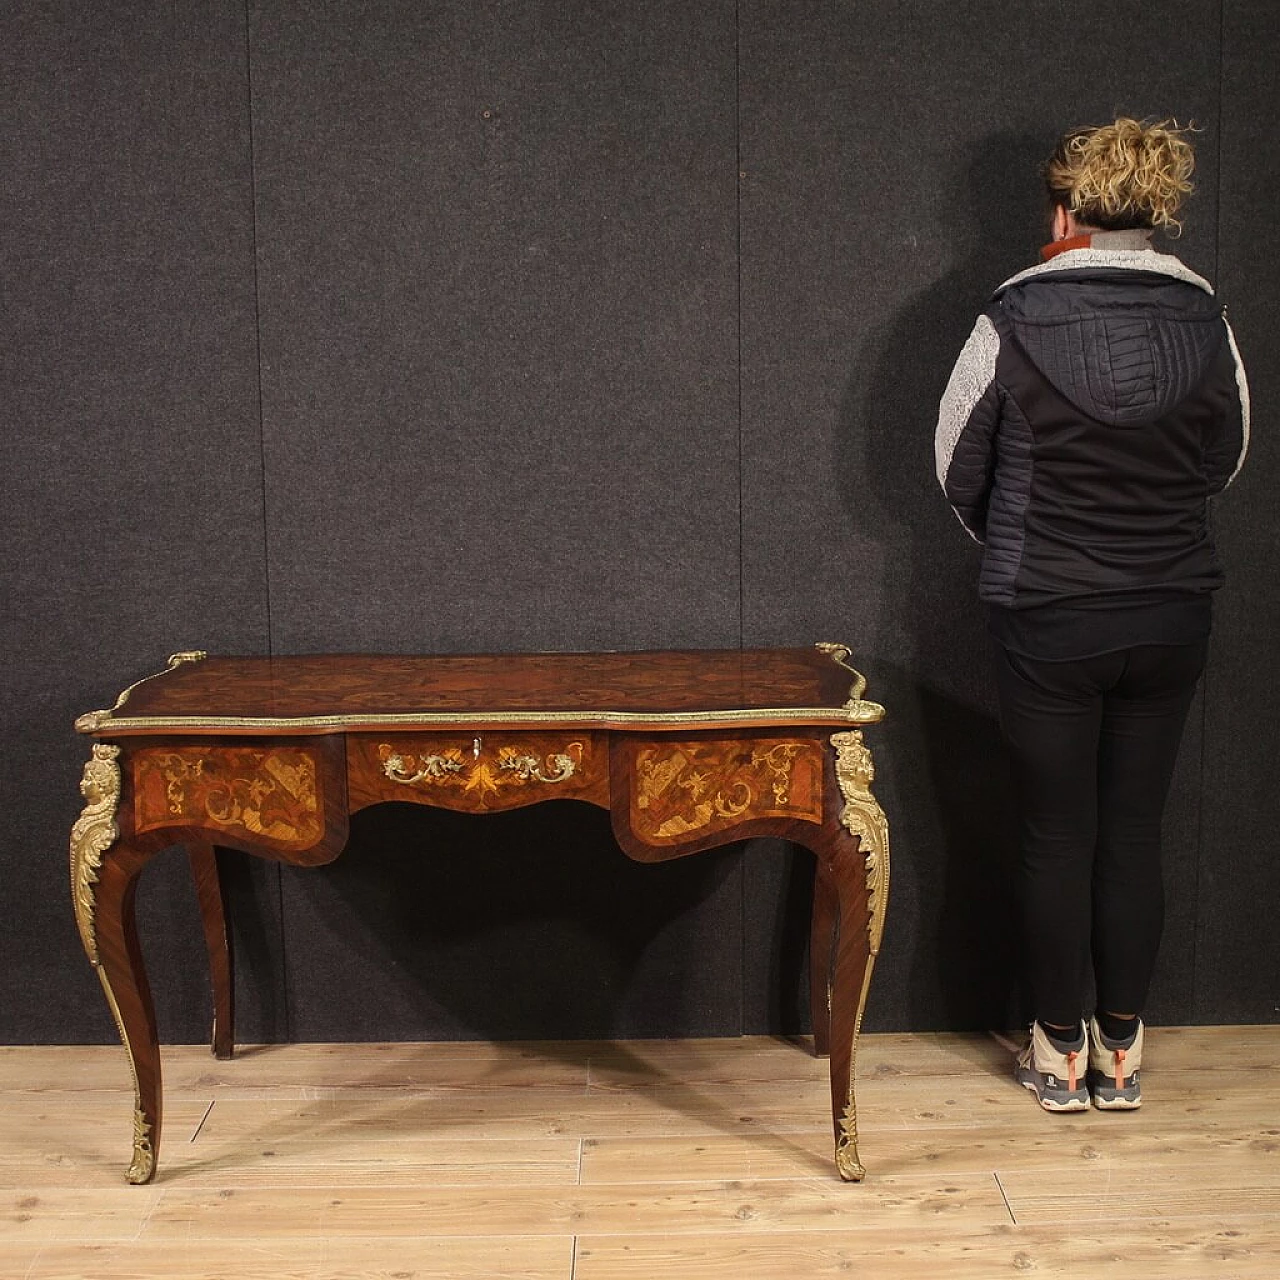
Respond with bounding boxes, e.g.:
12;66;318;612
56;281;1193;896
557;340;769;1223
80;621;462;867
1091;1093;1141;1110
1087;1068;1141;1110
1016;1071;1089;1112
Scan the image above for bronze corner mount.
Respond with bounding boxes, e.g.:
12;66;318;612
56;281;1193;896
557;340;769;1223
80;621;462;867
75;651;208;734
70;741;123;962
815;641;885;723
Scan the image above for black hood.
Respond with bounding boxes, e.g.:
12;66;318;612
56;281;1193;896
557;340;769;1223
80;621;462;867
993;267;1225;427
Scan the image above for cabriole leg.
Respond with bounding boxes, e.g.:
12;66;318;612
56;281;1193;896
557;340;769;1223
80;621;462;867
188;841;235;1059
70;743;163;1183
824;843;872;1181
810;866;836;1059
94;850;163;1183
809;729;892;1181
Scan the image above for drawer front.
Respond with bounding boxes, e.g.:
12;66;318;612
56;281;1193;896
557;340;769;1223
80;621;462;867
132;745;325;851
347;732;609;812
624;737;825;847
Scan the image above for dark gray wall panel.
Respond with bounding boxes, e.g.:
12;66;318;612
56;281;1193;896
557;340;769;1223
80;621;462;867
0;5;277;1043
7;1;1277;1049
249;2;743;1040
738;1;1222;1031
282;805;743;1042
251;0;740;655
741;839;816;1036
1196;1;1280;1023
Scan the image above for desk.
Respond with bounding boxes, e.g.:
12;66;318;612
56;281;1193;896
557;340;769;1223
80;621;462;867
70;645;889;1184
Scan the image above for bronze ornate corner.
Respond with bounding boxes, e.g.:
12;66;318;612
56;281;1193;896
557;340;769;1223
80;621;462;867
70;743;122;963
830;728;890;955
815;642;886;723
75;651;208;734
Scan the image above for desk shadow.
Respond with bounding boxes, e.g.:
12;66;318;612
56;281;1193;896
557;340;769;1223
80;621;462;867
167;1034;835;1185
830;130;1050;1032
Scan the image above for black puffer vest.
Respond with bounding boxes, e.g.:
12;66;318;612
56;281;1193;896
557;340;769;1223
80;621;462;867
980;261;1242;611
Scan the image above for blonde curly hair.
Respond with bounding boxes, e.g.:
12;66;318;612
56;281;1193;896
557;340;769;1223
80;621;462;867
1045;117;1196;235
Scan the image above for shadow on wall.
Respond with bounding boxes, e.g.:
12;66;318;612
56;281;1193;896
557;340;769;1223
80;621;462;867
836;131;1054;1032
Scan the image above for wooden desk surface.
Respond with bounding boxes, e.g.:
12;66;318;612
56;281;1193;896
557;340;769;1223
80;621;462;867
77;646;884;735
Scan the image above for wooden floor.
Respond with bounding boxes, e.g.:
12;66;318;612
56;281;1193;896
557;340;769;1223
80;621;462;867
2;1027;1278;1278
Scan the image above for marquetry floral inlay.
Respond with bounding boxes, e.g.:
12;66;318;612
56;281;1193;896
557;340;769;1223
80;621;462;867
133;747;322;849
630;739;822;843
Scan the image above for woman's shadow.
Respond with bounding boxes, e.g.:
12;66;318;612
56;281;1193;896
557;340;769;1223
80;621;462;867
835;130;1051;1035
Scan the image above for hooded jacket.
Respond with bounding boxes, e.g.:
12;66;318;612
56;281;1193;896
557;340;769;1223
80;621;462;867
935;242;1249;647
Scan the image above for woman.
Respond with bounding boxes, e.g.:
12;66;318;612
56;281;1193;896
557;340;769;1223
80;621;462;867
934;118;1249;1111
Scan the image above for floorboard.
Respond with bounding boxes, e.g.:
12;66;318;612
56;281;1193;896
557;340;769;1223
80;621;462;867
2;1029;1277;1278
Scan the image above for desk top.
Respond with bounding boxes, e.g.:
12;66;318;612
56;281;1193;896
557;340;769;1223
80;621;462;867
76;645;884;736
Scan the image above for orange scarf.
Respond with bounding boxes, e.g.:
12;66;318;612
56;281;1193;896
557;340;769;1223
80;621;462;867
1040;233;1093;262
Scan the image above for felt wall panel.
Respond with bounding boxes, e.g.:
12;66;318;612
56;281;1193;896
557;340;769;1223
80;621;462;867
1195;1;1280;1023
250;0;741;656
737;0;1222;1031
281;804;743;1042
0;3;280;1044
6;2;1277;1050
247;1;743;1039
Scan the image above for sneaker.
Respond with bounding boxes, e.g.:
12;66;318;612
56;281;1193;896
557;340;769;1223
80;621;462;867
1087;1016;1143;1110
1015;1021;1090;1112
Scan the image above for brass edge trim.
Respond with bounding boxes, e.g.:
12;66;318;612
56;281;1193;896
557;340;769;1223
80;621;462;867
70;743;123;963
75;651;208;733
76;703;887;735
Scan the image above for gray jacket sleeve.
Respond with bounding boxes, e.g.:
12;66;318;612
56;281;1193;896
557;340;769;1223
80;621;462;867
935;313;1002;543
1204;317;1250;494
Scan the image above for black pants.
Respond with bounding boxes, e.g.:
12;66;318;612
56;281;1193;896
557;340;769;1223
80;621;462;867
993;640;1208;1028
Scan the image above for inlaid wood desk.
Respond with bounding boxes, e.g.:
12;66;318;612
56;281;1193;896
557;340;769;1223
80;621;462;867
70;646;889;1184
